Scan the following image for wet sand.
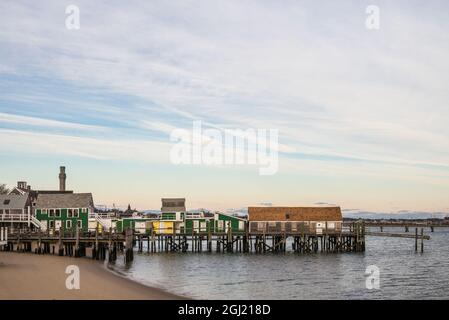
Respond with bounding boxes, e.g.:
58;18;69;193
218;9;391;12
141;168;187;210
0;252;185;300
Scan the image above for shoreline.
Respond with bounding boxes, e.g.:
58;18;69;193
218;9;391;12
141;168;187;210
0;251;186;300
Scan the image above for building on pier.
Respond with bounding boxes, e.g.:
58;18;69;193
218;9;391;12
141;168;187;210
35;193;94;232
115;217;157;234
0;193;35;231
211;212;246;233
161;198;186;212
248;206;342;234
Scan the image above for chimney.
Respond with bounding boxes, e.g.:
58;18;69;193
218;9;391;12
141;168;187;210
17;181;27;190
59;166;66;191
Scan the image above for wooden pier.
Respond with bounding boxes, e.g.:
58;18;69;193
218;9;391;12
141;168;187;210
0;222;367;261
344;221;449;233
0;227;133;263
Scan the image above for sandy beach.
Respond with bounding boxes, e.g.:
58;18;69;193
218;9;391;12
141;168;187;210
0;252;185;300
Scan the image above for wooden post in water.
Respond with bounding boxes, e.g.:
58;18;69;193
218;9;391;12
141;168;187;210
415;228;418;252
421;228;424;253
124;228;133;263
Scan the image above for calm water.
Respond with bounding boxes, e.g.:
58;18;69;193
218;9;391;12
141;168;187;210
108;228;449;299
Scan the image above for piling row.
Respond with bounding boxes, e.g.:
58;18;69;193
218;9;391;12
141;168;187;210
1;224;367;259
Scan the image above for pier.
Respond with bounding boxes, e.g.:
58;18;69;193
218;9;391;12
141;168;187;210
1;219;435;262
0;221;367;262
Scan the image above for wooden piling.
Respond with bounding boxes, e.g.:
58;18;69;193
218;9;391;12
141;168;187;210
421;228;424;253
124;228;134;263
415;228;418;252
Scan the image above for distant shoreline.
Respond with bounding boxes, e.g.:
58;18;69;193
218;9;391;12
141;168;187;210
0;251;186;300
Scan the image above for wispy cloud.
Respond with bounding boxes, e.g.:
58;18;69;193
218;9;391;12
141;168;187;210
1;0;449;211
0;112;105;131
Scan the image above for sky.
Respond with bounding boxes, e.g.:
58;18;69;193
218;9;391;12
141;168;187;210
1;1;449;214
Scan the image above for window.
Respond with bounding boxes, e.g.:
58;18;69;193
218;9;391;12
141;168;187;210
49;220;55;229
42;209;47;215
67;209;73;218
285;214;290;220
5;209;9;215
49;209;55;217
218;220;224;230
3;199;10;205
0;209;3;215
66;220;72;229
74;209;79;218
55;209;61;217
77;220;82;228
82;208;87;214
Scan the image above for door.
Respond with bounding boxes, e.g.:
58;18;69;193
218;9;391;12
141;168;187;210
225;221;230;233
316;222;324;234
193;220;199;233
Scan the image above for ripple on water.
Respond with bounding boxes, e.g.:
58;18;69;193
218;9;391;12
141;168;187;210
109;231;449;299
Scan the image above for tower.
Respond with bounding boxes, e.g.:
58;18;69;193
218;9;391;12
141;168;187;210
59;166;66;191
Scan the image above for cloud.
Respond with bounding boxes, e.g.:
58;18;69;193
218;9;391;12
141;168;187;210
1;1;449;211
1;1;448;171
314;202;337;206
0;112;105;131
0;128;171;162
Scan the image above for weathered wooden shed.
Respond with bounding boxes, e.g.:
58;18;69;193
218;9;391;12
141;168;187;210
248;206;342;234
213;213;246;233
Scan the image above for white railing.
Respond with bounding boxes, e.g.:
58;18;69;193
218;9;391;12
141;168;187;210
92;213;109;229
0;213;45;231
186;214;203;219
0;213;29;222
30;215;45;230
89;212;116;219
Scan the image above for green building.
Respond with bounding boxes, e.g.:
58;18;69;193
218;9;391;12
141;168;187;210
212;213;246;233
116;217;156;234
35;193;94;232
183;212;246;234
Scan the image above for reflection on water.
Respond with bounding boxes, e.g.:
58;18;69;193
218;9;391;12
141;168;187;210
109;228;449;299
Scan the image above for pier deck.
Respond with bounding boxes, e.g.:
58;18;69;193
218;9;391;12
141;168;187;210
1;224;366;262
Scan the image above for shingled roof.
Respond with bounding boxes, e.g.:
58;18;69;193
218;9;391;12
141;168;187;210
0;194;29;209
35;193;94;209
248;206;342;221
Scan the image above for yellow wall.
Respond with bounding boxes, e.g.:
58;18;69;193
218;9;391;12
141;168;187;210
152;221;174;234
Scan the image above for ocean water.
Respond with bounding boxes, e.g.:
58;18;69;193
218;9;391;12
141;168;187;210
108;228;449;299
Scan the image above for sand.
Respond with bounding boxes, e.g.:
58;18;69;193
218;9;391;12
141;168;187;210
0;252;185;300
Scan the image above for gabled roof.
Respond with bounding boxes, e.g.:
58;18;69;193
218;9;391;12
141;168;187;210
9;187;27;195
248;206;342;221
35;193;94;209
0;194;29;209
